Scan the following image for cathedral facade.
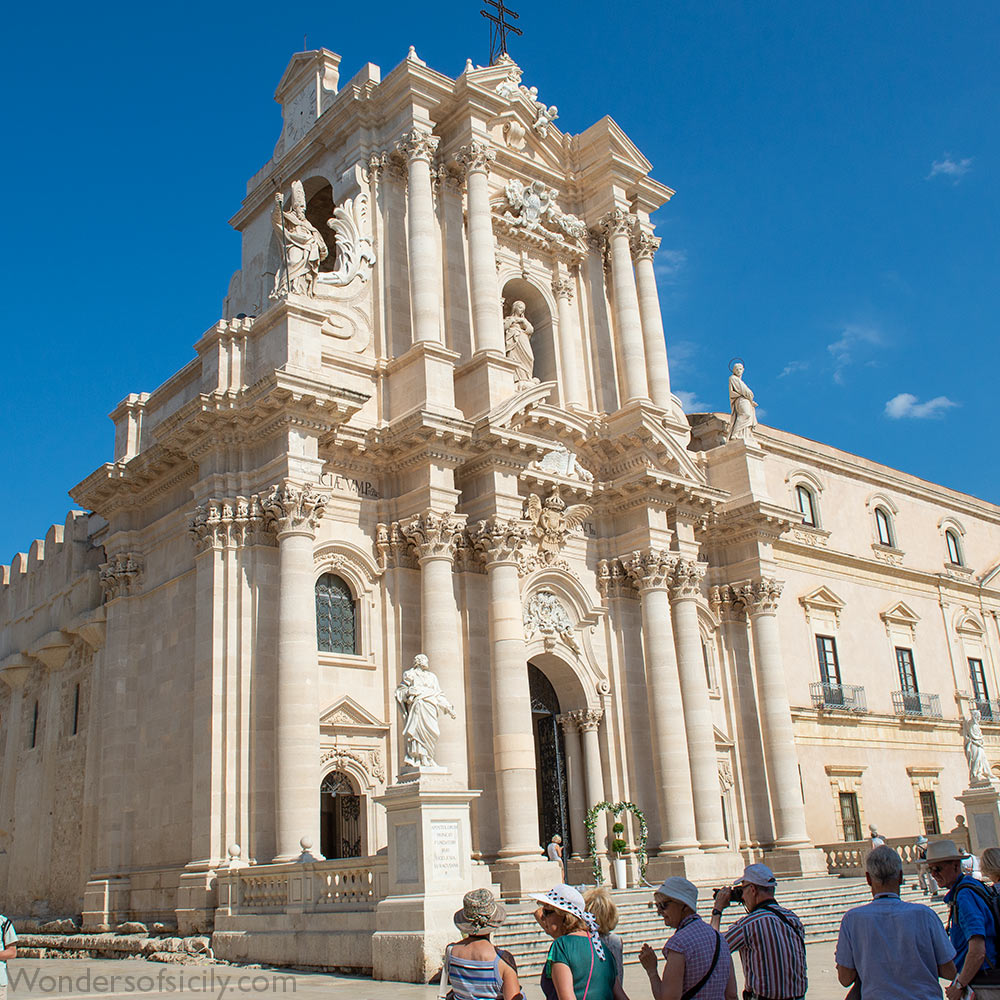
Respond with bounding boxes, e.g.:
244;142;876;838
2;46;999;932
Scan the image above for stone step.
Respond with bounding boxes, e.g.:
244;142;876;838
495;879;952;977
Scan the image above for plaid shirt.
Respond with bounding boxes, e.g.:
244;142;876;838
724;902;807;1000
663;915;732;999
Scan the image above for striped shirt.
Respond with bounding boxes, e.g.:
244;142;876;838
724;901;807;1000
445;951;504;1000
663;915;732;999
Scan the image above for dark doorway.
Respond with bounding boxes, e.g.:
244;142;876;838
320;770;362;858
529;663;571;855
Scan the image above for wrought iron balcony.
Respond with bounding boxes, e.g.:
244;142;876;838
973;698;1000;722
891;690;942;718
810;681;868;713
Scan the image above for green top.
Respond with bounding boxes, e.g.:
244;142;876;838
544;933;616;1000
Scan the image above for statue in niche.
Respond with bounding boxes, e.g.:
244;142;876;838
504;300;536;387
270;180;328;298
964;709;994;785
727;361;758;444
394;654;456;769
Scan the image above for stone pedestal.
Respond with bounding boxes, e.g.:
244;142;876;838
761;847;829;879
956;783;1000;854
175;868;218;934
82;876;131;931
371;772;492;983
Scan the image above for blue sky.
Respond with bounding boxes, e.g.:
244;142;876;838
1;0;997;563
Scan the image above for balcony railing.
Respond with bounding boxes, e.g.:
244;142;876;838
891;690;942;718
810;681;868;713
973;698;1000;722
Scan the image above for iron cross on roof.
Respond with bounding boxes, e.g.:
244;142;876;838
481;0;522;65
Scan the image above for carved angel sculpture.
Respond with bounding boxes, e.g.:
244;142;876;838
524;488;593;565
270;180;328;298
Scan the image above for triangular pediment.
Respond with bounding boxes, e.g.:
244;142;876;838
574;116;653;175
880;601;920;633
799;586;846;624
320;696;387;731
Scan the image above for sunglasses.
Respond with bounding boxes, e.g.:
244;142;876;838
929;865;951;875
541;906;558;918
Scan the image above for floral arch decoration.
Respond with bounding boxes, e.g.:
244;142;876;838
584;800;648;884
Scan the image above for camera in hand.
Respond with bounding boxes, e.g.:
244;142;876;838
713;884;744;904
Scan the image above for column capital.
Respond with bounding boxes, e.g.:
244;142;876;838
400;509;465;562
709;584;747;623
599;208;636;241
556;712;579;734
375;522;418;571
99;551;143;602
572;708;604;732
396;128;440;164
597;558;638;600
670;558;707;602
551;275;575;302
456;140;496;176
189;495;274;553
0;656;34;690
623;549;677;592
468;517;529;568
262;482;327;538
631;231;661;262
735;577;784;617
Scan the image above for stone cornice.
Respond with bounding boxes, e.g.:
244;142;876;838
700;498;800;545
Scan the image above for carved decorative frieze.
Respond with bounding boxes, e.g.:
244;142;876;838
623;549;677;592
262;483;327;537
631;231;660;262
718;759;735;791
396;129;440;164
734;577;784;617
320;746;386;786
500;179;588;241
400;510;465;562
189;495;274;552
468;517;529;567
670;558;707;602
523;590;581;653
375;522;418;571
99;552;143;602
524;487;593;569
596;557;638;600
525;445;593;482
456;140;496;176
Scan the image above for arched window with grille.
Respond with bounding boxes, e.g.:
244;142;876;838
874;507;895;547
795;484;818;527
945;529;963;566
315;573;357;654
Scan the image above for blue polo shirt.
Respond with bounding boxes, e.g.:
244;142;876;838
945;875;998;970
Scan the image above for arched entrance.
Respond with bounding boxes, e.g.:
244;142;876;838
320;770;362;859
529;663;571;854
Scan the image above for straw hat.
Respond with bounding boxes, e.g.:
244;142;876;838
453;889;507;935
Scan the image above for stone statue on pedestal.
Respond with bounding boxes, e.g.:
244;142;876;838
270;180;328;298
728;361;758;444
504;300;536;386
395;654;456;768
965;709;993;784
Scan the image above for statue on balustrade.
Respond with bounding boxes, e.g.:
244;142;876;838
964;709;994;785
270;180;329;298
727;361;758;444
394;653;456;769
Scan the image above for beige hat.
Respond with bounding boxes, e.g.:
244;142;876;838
453;889;507;935
924;839;965;864
654;876;698;912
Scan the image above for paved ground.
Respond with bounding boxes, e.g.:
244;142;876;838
6;946;853;1000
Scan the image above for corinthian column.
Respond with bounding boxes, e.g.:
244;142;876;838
737;578;810;847
575;709;606;812
397;129;442;345
470;518;541;860
262;482;328;861
401;510;468;786
624;551;698;852
552;273;584;407
457;141;504;355
632;231;672;407
601;209;649;403
558;713;587;858
670;559;727;850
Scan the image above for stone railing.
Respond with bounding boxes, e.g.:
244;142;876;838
820;831;971;876
216;856;389;915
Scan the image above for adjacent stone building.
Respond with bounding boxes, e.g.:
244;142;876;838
2;45;999;930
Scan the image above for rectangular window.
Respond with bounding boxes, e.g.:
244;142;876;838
72;683;81;737
896;647;919;692
816;635;841;686
920;790;940;835
702;641;716;690
839;791;862;842
970;658;989;701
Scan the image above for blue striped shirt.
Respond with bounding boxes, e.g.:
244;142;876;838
446;952;504;1000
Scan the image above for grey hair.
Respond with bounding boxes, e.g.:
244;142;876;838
866;845;903;884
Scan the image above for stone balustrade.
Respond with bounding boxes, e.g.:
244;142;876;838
818;830;971;877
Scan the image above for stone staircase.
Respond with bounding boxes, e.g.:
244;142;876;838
494;876;950;977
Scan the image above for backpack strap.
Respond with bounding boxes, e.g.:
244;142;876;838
0;917;10;950
751;901;806;941
681;930;721;1000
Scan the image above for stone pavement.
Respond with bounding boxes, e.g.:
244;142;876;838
5;946;858;1000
